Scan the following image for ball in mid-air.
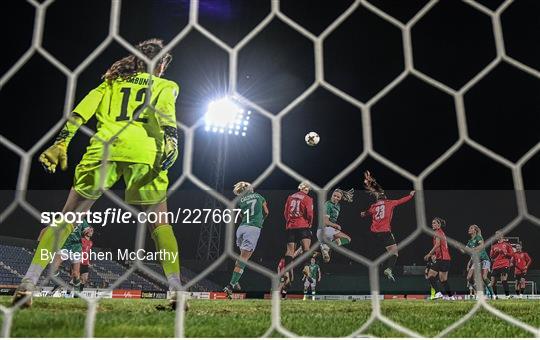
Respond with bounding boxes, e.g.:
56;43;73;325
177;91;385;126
305;132;320;146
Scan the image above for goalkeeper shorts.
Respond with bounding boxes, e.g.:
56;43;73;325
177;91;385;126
73;159;169;205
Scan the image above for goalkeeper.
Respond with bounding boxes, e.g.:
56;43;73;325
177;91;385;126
13;39;182;309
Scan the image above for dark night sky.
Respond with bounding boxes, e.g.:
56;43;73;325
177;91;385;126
1;0;539;274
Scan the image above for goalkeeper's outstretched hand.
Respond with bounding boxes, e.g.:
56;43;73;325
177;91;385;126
39;142;67;173
161;126;178;170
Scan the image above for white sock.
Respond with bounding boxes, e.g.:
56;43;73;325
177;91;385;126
167;274;181;290
23;264;45;285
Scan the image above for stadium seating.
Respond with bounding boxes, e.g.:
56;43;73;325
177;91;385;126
0;243;219;291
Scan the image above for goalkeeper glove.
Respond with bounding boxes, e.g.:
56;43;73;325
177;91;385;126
39;114;83;173
39;142;68;173
161;126;179;170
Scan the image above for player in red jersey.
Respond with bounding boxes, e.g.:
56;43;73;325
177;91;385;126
277;247;303;298
489;230;515;298
513;243;532;297
80;227;94;291
283;182;314;279
424;217;453;299
361;171;415;281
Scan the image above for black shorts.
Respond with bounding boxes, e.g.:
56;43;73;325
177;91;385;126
515;272;526;281
286;228;312;243
374;232;396;247
491;267;509;278
431;259;450;273
80;264;89;275
425;261;434;273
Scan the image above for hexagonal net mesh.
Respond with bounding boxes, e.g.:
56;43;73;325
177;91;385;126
1;0;539;337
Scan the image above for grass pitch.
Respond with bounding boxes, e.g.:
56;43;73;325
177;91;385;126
1;297;539;337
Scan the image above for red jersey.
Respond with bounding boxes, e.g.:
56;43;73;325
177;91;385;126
366;194;413;233
277;258;285;273
81;238;93;266
490;240;514;270
284;191;313;229
513;251;532;274
433;228;451;260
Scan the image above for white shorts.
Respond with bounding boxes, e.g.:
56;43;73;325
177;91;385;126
236;225;261;252
316;227;340;242
304;278;316;291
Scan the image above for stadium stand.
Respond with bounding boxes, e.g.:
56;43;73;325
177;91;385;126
0;243;219;291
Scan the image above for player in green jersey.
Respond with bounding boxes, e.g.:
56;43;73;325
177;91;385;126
302;257;321;300
45;220;93;294
461;224;494;298
13;39;182;309
316;188;354;263
224;181;268;298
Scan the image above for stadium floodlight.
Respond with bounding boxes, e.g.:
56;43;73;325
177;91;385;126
204;96;251;136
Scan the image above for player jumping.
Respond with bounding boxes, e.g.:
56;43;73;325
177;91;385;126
361;171;415;281
490;230;515;299
224;182;268;298
283;182;314;277
462;224;493;298
317;188;354;263
424;217;453;300
13;39;182;309
513;243;532;298
302;257;321;301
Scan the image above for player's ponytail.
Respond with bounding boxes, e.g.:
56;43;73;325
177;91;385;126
103;38;172;82
433;217;446;228
363;170;386;200
233;181;253;196
334;188;354;202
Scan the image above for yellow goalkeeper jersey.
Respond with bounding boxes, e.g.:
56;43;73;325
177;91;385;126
73;72;179;166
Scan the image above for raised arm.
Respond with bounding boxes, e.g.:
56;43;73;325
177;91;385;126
392;191;415;207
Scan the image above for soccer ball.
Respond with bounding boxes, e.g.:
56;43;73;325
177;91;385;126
305;132;320;146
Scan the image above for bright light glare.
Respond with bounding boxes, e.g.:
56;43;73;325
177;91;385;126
204;97;249;136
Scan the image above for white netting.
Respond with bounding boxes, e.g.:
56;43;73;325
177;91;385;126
1;0;539;337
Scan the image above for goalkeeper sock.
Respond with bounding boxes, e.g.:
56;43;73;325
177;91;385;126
24;221;74;285
152;224;180;290
430;286;436;298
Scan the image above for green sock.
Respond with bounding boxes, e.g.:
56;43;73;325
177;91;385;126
431;286;436;298
336;237;350;246
152;224;180;289
230;271;242;285
484;278;494;296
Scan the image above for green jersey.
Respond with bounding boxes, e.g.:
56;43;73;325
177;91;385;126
466;235;490;261
73;72;179;166
308;263;320;279
62;219;91;252
238;192;266;228
325;200;340;225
